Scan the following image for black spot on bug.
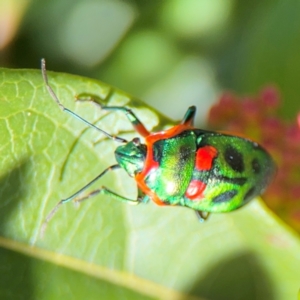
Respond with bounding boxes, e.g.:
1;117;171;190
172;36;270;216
212;190;238;203
215;175;247;186
224;146;245;173
153;130;192;163
179;145;192;162
243;186;257;203
252;158;261;174
153;142;164;163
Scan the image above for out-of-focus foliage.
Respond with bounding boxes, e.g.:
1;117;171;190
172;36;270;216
2;0;300;120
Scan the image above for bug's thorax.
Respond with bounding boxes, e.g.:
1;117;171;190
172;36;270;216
134;125;197;204
114;137;147;177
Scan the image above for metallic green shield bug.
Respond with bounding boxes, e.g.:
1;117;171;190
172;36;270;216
41;59;276;231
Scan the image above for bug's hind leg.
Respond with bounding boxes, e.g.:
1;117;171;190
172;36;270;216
181;106;196;126
195;211;210;223
76;94;150;137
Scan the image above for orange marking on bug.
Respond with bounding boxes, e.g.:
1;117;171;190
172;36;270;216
185;179;206;201
135;123;193;206
135;159;165;206
136;179;166;206
134;122;150;137
196;145;218;171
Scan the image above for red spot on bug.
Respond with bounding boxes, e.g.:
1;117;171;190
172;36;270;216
185;180;206;201
196;145;218;170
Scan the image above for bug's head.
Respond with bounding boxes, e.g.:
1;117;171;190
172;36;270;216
115;137;147;177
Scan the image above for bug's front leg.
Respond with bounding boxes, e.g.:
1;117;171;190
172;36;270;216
76;94;150;137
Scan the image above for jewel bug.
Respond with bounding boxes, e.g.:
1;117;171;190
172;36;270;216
41;59;276;232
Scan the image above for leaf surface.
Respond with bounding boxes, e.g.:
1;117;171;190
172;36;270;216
0;68;299;300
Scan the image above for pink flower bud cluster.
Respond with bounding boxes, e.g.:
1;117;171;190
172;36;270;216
207;87;300;232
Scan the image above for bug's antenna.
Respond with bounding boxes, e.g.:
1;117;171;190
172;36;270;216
41;59;127;143
41;58;65;111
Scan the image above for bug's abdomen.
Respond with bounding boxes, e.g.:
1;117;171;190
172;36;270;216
183;132;276;213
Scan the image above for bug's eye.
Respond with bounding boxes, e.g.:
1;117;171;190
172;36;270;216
132;137;141;146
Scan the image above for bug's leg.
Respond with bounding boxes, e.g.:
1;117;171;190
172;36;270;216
41;59;126;143
181;106;196;126
138;189;150;204
41;164;121;236
75;187;142;205
77;93;150;137
195;211;210;223
101;106;150;137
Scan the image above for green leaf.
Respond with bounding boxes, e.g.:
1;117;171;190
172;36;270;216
0;68;299;300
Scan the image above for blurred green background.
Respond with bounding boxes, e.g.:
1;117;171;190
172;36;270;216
1;0;300;122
